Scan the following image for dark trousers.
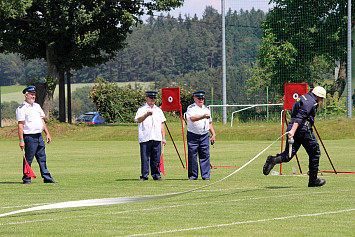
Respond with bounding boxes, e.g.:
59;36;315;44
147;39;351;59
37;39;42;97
187;131;210;179
281;130;321;171
140;140;162;180
23;133;53;182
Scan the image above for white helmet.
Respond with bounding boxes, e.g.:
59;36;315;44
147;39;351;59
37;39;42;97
312;86;326;98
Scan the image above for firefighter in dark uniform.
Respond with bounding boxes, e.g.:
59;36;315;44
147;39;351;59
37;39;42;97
186;90;216;180
263;86;327;187
16;86;58;184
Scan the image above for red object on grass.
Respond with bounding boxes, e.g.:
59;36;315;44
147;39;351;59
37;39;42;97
161;87;181;111
22;149;36;179
284;83;308;110
159;145;165;175
24;158;36;179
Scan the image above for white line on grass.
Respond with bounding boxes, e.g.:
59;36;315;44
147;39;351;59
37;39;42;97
121;208;355;237
0;189;352;226
0;133;289;218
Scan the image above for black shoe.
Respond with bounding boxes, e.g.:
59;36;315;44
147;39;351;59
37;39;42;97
308;170;326;187
188;177;197;180
44;180;59;183
23;181;32;184
263;155;282;175
308;178;326;187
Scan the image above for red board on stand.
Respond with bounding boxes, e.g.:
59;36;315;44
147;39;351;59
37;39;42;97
161;87;181;111
284;83;308;110
161;87;188;169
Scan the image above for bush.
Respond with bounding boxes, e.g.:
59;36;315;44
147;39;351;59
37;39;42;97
89;79;146;123
1;101;20;119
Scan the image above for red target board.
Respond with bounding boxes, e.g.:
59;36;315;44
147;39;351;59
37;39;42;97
161;87;181;111
284;83;308;110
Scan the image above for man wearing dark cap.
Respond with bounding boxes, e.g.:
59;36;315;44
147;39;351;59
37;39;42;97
134;91;166;181
16;86;58;184
186;90;216;180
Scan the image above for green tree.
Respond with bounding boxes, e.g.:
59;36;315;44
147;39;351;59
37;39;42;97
257;0;352;97
0;0;32;19
0;0;184;120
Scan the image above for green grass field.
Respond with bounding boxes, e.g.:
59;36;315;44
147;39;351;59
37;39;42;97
0;121;354;236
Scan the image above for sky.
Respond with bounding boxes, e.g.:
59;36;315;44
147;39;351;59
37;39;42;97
164;0;274;19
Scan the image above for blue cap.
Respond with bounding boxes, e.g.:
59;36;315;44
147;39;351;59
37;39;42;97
145;91;158;98
23;85;36;94
193;90;205;98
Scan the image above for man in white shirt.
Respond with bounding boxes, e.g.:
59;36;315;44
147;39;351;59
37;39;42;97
135;91;166;181
16;86;58;184
186;90;216;180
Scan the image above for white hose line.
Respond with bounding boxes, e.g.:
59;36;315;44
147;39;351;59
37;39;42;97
0;133;287;218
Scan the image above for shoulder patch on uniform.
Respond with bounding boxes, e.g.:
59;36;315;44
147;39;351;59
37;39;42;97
187;104;196;109
18;103;25;109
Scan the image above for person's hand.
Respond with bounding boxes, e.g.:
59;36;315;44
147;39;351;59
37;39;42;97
147;110;153;116
287;130;295;139
210;135;216;143
19;141;25;149
162;139;167;146
46;135;52;144
204;114;210;119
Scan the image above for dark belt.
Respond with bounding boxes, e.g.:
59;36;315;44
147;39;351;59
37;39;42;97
290;118;312;129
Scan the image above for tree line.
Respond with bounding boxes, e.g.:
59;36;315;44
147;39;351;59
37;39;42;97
1;0;351;123
0;6;266;104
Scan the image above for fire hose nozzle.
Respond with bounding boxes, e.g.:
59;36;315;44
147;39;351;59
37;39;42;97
288;137;294;158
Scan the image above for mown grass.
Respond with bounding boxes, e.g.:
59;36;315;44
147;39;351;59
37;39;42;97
0;139;354;236
0;120;354;236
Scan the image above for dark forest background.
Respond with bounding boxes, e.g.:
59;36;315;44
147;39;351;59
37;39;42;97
0;6;266;103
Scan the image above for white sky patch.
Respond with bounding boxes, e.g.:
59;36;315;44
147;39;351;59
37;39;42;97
165;0;274;19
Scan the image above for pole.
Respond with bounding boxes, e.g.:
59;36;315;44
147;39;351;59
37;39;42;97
284;116;302;174
180;109;188;169
266;86;269;122
280;109;285;174
164;122;185;168
347;0;352;118
0;84;2;128
211;87;213;117
221;0;227;124
67;71;72;124
313;125;337;174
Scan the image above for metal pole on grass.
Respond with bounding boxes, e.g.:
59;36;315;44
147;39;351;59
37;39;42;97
266;86;269;122
221;0;227;124
0;84;2;127
347;0;352;118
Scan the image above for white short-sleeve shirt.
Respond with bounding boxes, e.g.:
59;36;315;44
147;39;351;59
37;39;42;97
16;101;45;134
186;103;212;135
135;103;166;143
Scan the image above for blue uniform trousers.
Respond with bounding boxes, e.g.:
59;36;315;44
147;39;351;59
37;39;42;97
140;140;162;180
187;131;210;180
23;133;54;182
281;129;321;171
